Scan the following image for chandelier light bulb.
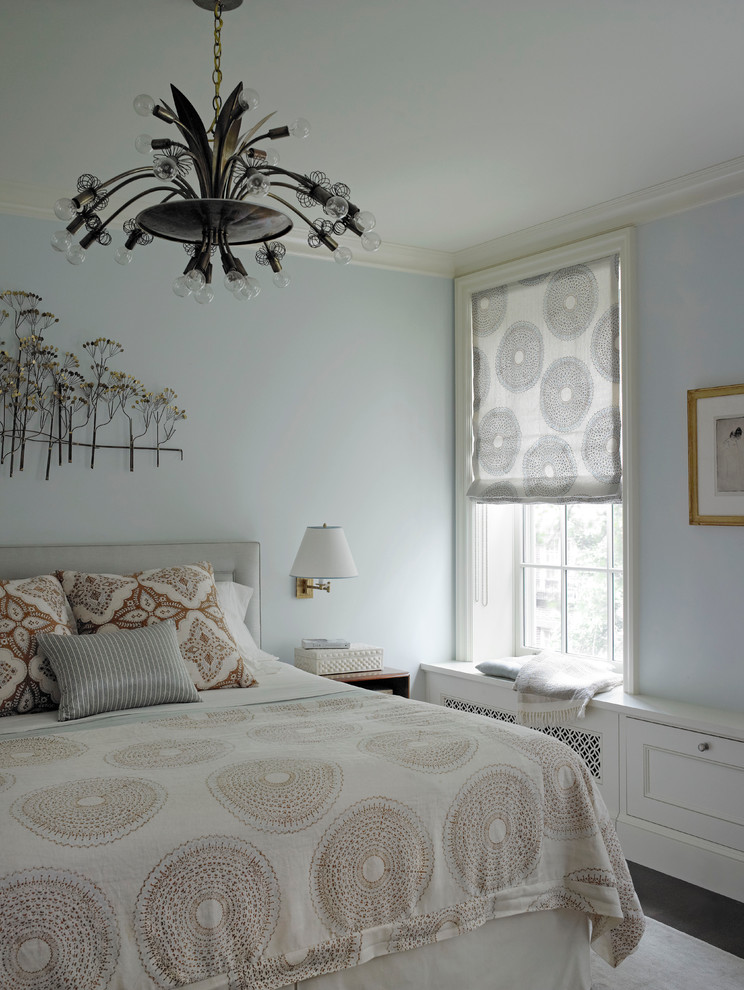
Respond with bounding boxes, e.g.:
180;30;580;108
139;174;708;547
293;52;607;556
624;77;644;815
324;196;349;219
135;134;154;155
361;231;382;253
264;148;280;166
240;276;261;300
185;270;206;292
245;172;270;197
153;158;179;181
114;246;133;265
272;271;291;289
133;93;155;116
65;244;86;265
289;117;311;139
237;88;259;111
172;275;192;297
54;198;77;221
354;211;376;232
193;284;215;304
51;230;73;253
224;269;245;292
334;245;353;265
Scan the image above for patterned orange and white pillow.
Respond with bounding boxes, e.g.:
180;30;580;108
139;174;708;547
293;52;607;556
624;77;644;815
0;575;76;716
58;562;258;692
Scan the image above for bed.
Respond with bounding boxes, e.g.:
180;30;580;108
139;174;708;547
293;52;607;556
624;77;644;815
0;541;644;990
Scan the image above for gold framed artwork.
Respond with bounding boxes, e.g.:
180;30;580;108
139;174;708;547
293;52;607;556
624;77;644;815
688;383;744;525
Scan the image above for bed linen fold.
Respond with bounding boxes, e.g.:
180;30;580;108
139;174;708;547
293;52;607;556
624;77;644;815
0;659;643;990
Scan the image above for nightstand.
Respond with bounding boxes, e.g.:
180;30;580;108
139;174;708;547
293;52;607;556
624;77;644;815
322;667;410;698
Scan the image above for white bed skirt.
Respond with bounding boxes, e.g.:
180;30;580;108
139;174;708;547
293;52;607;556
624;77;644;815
298;909;592;990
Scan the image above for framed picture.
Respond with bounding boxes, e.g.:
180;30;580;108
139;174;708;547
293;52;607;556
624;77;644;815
688;383;744;525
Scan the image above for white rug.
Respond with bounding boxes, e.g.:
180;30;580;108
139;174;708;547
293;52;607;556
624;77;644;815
591;917;744;990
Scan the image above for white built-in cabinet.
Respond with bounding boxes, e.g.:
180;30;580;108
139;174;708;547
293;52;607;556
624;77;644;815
421;662;744;903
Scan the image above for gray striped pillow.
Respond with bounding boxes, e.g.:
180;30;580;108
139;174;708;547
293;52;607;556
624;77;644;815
37;620;200;721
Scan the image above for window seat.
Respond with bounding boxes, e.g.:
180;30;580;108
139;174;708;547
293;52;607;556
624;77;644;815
419;661;744;740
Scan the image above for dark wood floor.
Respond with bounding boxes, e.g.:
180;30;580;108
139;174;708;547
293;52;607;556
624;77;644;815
628;862;744;958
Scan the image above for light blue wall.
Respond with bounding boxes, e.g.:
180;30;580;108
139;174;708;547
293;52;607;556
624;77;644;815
636;194;744;710
0;214;454;698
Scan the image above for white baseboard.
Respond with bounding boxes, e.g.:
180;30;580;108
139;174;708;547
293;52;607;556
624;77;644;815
616;814;744;903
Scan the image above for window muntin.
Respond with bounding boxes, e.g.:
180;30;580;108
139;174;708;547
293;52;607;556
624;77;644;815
521;503;622;664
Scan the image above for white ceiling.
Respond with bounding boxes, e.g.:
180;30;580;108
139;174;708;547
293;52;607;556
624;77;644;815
2;0;744;255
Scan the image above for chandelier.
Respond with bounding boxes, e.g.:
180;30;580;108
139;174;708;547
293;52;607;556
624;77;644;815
50;0;381;303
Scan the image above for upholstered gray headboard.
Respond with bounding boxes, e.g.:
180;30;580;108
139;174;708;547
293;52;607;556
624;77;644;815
0;541;262;645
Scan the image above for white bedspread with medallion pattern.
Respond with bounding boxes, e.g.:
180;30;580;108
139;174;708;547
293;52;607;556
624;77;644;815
0;659;643;990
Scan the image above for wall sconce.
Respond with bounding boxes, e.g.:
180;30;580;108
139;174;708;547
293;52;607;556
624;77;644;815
290;524;358;598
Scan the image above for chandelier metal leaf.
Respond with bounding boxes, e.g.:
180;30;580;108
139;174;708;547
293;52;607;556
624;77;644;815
51;0;381;303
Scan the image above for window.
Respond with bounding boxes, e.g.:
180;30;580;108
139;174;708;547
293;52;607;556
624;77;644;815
521;503;623;664
456;231;636;686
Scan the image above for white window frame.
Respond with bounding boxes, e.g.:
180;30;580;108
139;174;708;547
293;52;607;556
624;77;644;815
454;229;638;691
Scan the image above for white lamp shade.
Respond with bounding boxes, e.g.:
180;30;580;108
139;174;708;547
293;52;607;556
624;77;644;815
290;525;358;579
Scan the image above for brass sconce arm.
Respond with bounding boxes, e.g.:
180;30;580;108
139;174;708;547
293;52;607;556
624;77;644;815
295;578;332;598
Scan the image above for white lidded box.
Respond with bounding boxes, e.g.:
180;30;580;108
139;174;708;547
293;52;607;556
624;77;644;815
294;644;383;675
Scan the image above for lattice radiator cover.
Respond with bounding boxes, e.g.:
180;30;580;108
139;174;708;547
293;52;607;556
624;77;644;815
442;694;603;782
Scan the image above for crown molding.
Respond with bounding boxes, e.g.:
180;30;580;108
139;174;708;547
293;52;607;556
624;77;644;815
454;156;744;277
279;227;454;277
0;181;63;221
4;156;744;282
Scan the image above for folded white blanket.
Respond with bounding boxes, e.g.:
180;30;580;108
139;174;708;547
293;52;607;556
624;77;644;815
514;652;622;726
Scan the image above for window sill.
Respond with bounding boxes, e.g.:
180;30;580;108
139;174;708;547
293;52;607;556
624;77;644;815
419;661;744;740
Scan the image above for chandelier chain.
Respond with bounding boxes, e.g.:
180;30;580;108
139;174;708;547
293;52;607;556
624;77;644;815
210;1;224;132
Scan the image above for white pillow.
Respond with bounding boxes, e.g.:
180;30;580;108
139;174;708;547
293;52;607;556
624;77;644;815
215;581;279;664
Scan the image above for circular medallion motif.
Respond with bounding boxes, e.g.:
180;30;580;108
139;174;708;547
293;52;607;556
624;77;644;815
310;798;434;933
358;730;478;774
523;436;577;498
496;322;544;393
0;868;119;990
208;758;342;833
105;737;232;769
475;408;521;476
135;835;280;986
0;735;87;768
544;265;598;340
473;346;490;412
266;696;364;718
479;481;519;501
364;704;452;728
505;736;598;838
247;720;360;745
150;708;251;729
12;776;166;847
252;934;361;985
540;357;593;432
582;407;621;484
591;305;620;382
529;887;593;913
389;902;483;953
472;286;507;336
443;765;542;895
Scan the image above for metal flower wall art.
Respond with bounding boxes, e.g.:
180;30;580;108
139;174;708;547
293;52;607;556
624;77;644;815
0;291;186;480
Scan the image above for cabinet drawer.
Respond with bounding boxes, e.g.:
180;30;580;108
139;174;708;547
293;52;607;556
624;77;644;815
626;718;744;851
